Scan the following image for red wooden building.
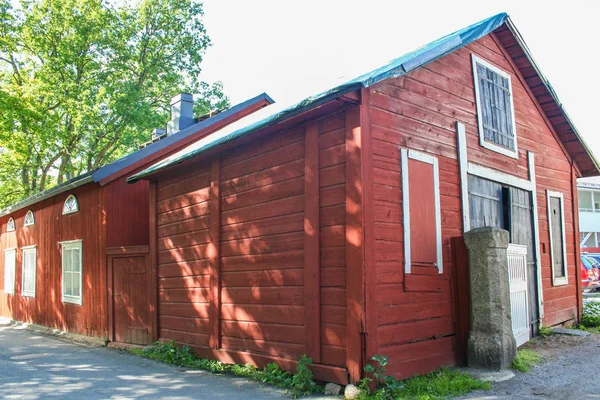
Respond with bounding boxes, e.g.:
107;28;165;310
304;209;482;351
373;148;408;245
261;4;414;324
0;93;273;342
127;13;598;384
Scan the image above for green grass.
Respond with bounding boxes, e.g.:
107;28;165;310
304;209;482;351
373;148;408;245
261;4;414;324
538;326;555;338
512;349;542;372
583;302;600;327
128;341;321;398
357;367;491;400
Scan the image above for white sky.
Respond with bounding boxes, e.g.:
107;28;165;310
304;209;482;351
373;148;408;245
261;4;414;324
198;0;600;177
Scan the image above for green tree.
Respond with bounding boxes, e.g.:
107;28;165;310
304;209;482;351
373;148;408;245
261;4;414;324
0;0;228;206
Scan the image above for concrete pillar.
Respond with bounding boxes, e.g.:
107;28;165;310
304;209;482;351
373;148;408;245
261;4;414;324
464;227;516;370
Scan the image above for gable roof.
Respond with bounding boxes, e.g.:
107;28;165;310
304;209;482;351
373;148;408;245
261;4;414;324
0;93;274;217
128;12;599;183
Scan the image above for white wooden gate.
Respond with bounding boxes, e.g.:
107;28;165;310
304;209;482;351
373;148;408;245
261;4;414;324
508;244;530;347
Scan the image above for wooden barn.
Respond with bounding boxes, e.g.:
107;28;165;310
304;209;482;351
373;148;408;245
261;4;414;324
0;93;274;343
127;13;599;384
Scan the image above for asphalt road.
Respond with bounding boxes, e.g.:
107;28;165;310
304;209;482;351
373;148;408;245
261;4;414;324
462;332;600;400
0;322;326;400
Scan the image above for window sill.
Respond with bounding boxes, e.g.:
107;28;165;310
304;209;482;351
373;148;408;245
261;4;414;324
62;296;82;305
480;138;518;159
552;277;568;287
22;292;35;298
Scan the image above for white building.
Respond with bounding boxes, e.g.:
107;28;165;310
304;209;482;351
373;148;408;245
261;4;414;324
579;178;600;249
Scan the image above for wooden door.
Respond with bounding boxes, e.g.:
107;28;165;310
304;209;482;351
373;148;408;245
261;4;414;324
108;248;152;345
509;187;539;334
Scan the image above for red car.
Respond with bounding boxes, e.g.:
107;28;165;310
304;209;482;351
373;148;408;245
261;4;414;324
581;256;600;292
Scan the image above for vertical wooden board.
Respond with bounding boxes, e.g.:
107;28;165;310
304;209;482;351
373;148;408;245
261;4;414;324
209;158;222;349
345;105;364;383
571;166;583;321
304;122;321;362
360;87;378;364
149;182;159;341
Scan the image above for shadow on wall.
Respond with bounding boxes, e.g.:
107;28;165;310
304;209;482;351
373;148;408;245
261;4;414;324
155;110;351;370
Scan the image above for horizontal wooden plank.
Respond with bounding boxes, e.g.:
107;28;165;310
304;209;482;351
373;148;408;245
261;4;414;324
221;250;304;272
222;269;303;287
158;275;210;290
220;213;304;241
378;316;454;347
221;336;305;359
222;287;304;306
221;321;305;345
222;177;304;212
220;304;304;325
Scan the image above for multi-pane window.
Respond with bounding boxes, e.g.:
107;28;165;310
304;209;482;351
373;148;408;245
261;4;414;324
63;194;79;215
472;55;517;158
61;240;82;304
7;218;15;232
21;246;36;297
3;249;16;295
24;210;35;226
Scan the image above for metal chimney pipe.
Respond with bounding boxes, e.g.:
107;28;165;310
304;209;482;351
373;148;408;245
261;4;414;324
166;93;195;135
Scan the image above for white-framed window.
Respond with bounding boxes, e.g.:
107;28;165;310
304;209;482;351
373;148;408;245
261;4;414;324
6;217;15;232
547;190;567;286
401;149;443;274
472;54;518;159
3;248;16;295
21;246;36;297
63;194;79;215
60;240;82;304
24;210;35;227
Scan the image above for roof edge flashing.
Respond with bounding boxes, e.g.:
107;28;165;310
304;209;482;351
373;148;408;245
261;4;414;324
505;18;600;177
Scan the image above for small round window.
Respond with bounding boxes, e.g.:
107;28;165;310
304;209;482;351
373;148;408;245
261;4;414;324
6;217;15;232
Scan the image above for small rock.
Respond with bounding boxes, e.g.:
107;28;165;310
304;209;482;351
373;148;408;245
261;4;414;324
552;328;591;337
344;384;361;400
324;382;342;395
142;345;154;353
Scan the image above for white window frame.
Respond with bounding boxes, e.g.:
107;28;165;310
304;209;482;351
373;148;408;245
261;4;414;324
472;54;519;159
547;190;568;286
60;239;83;305
24;210;35;227
3;248;16;295
21;245;37;297
7;217;15;232
401;149;443;274
62;194;79;215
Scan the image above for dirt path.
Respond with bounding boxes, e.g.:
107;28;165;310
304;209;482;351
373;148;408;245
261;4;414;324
462;333;600;399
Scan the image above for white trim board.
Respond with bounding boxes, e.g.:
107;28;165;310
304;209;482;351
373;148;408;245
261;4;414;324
457;122;470;232
467;163;533;192
529;153;544;318
401;149;443;275
547;190;568;287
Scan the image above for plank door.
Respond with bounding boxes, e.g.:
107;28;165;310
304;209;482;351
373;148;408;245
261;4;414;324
111;254;152;345
509;187;539;335
468;175;504;229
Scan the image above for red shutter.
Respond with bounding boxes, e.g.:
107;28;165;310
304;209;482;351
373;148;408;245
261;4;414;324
408;158;437;268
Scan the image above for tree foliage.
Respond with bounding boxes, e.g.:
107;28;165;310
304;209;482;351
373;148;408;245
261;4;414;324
0;0;228;206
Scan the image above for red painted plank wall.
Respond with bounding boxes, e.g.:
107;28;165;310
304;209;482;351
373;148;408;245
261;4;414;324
0;183;107;337
367;32;578;378
105;178;150;247
154;110;348;370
